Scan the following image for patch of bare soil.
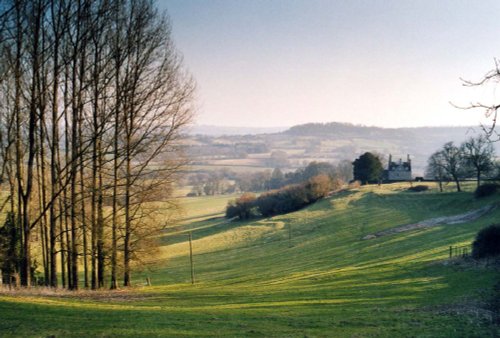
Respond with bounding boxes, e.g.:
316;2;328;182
363;204;496;240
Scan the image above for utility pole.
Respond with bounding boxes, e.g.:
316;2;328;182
189;232;195;284
288;224;292;248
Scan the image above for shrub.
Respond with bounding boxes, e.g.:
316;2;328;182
330;178;344;192
306;174;332;202
255;183;316;217
225;192;257;220
240;174;337;218
474;183;499;199
472;224;500;259
256;185;301;217
348;180;361;189
407;185;429;192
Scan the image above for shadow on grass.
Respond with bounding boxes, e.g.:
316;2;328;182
159;216;264;246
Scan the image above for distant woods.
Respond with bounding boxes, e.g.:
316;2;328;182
187;160;352;197
0;0;194;289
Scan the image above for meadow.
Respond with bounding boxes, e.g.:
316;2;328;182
0;182;498;337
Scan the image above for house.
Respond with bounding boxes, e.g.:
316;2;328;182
385;154;412;181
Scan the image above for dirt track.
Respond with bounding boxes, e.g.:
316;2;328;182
362;204;496;240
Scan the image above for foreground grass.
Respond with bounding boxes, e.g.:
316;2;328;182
0;182;498;337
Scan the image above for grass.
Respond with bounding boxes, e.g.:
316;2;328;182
0;182;499;337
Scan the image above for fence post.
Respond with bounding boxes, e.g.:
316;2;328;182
189;232;195;285
449;246;452;259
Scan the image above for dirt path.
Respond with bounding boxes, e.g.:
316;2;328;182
362;204;496;240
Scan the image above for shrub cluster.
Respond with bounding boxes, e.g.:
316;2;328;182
472;224;500;259
407;185;429;192
225;193;257;220
474;183;499;199
348;180;361;189
255;184;310;217
226;175;342;219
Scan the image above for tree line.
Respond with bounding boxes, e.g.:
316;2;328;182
426;135;496;192
349;135;497;189
0;0;193;289
188;160;353;197
226;171;345;220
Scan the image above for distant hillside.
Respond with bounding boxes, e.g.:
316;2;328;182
188;125;288;136
284;122;473;140
285;122;404;137
187;122;497;176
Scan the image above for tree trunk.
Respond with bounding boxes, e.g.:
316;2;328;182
454;177;461;192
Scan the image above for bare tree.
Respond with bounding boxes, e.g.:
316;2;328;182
460;135;494;187
0;0;193;289
427;142;465;192
426;153;447;192
458;59;500;141
118;0;194;287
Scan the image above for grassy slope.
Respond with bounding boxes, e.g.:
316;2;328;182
1;183;499;337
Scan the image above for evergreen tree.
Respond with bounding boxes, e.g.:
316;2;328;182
352;152;383;184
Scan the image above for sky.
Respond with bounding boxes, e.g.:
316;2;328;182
159;0;500;128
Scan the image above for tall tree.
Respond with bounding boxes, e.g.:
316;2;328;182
0;0;193;289
426;152;447;192
427;142;465;192
461;135;494;187
352;152;383;184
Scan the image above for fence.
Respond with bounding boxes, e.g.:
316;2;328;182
448;243;472;259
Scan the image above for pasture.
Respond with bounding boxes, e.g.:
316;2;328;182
0;182;498;337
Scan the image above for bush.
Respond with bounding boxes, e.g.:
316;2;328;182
474;183;499;199
472;224;500;259
407;185;429;192
234;174;336;219
225;193;257;220
255;182;325;217
306;174;332;202
348;180;361;189
255;184;306;217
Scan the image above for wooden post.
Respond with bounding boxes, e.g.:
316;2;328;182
449;246;452;259
288;223;292;248
189;232;195;284
146;277;151;286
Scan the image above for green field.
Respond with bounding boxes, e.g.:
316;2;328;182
0;182;499;337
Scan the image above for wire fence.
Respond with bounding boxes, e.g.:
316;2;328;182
448;243;473;259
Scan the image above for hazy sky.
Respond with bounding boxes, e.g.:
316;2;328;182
160;0;500;128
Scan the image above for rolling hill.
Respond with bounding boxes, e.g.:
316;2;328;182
0;182;498;337
186;122;497;176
